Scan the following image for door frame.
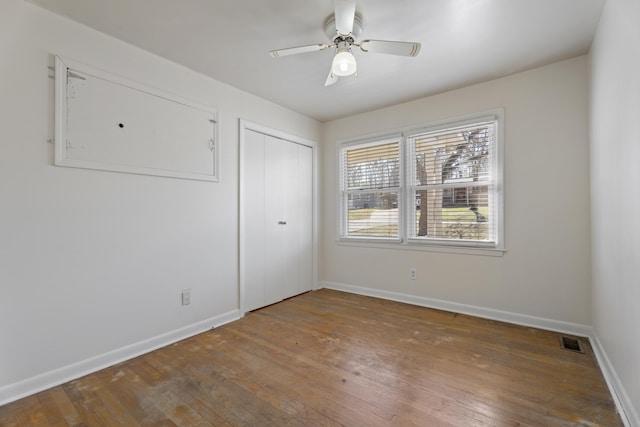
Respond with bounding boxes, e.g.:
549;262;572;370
239;119;319;316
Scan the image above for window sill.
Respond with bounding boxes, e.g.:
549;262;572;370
336;238;505;257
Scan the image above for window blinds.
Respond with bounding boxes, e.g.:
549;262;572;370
337;114;501;248
341;140;400;238
344;141;400;191
409;120;496;243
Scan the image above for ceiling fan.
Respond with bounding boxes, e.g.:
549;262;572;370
269;0;421;86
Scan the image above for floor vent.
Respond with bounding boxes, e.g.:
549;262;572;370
559;336;585;353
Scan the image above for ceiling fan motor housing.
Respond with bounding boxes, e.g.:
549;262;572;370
325;13;363;43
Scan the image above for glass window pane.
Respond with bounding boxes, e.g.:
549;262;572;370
414;186;490;241
347;192;398;238
414;124;493;186
338;115;500;249
346;142;400;191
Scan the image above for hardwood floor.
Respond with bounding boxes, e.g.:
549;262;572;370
0;289;623;426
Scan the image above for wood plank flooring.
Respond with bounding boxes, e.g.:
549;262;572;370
0;289;623;426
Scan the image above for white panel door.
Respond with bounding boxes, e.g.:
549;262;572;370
297;144;313;293
243;130;266;312
242;127;314;312
282;140;301;300
264;135;286;306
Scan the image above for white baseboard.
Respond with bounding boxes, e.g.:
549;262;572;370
0;309;240;406
319;281;592;336
4;288;637;427
319;281;638;426
589;333;638;427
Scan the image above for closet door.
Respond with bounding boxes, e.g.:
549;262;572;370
281;140;301;300
297;144;313;293
264;136;287;305
242;128;313;312
243;130;266;312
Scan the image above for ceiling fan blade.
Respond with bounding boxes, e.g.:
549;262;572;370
324;69;338;86
270;44;330;58
359;40;421;57
334;0;356;36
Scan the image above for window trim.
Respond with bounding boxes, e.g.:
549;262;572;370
338;134;403;241
336;109;505;256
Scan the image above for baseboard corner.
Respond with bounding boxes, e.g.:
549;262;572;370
0;309;240;407
588;332;639;427
320;280;638;426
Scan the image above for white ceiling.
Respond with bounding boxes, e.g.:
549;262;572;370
28;0;605;122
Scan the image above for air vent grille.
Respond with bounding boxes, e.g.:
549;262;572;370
559;336;584;353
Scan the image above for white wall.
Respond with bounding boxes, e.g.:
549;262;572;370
590;0;640;423
3;0;635;419
0;0;321;404
321;56;592;328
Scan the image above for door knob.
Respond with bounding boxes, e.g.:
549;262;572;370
278;221;287;225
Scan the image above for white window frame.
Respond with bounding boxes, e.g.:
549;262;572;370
338;135;403;243
337;109;504;256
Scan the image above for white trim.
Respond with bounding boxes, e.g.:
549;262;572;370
0;309;240;406
54;55;219;182
338;137;402;239
403;114;499;137
589;333;638;427
319;281;591;337
334;108;505;255
238;119;319;316
335;239;505;257
339;134;402;150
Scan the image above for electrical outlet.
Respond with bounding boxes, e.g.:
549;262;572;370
409;268;417;280
181;289;191;306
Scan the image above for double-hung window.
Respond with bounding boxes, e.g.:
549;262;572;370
339;137;401;240
338;111;503;253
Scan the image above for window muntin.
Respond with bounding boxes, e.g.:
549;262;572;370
338;113;502;252
340;139;401;239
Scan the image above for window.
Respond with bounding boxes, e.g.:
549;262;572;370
339;138;401;239
338;112;503;253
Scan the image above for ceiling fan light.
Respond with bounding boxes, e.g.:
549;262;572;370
331;50;357;76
